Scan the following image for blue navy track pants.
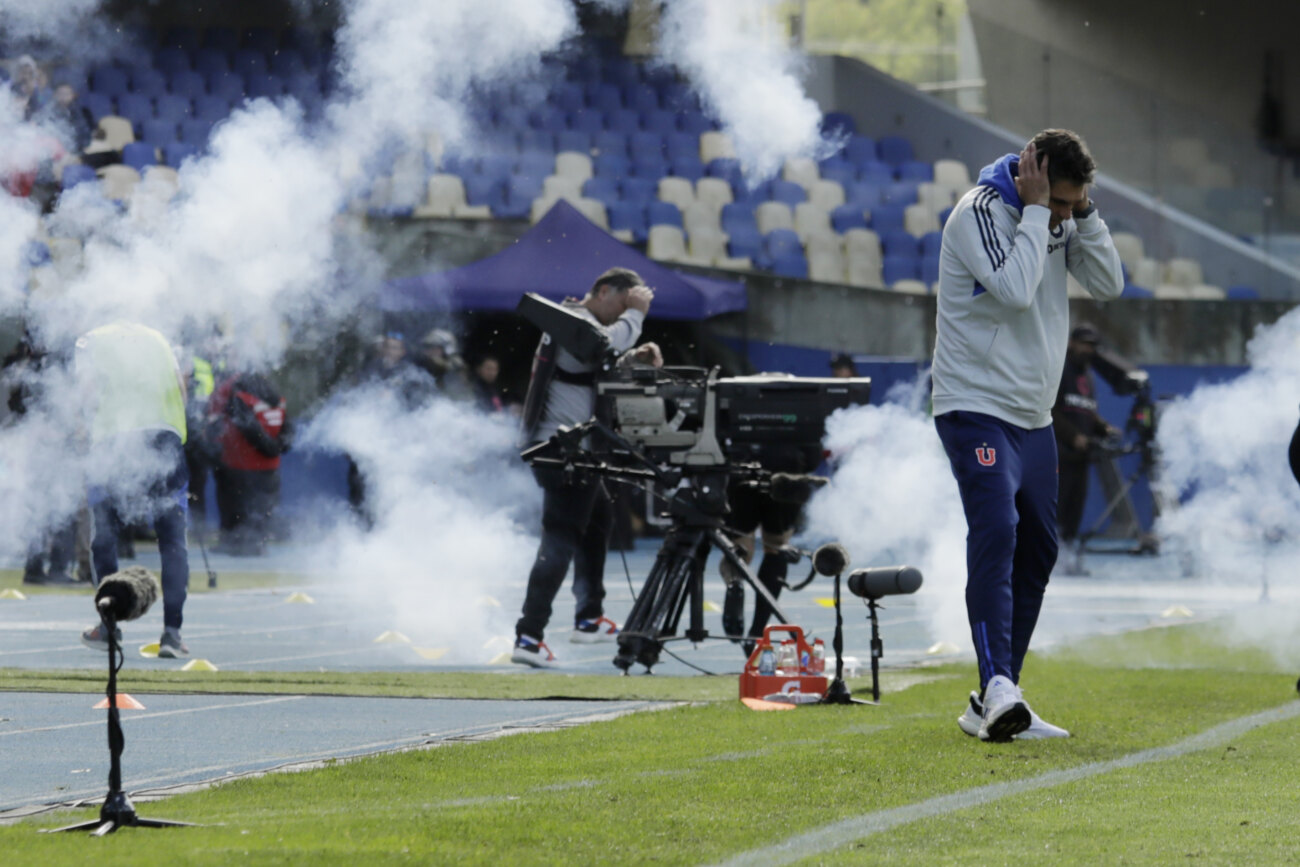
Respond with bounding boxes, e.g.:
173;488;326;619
935;410;1058;689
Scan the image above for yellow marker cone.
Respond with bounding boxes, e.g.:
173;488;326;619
702;600;721;613
0;589;27;600
927;641;960;655
373;630;411;644
488;651;514;665
1162;604;1195;619
181;659;219;672
285;592;315;604
476;595;501;608
413;647;448;661
815;597;836;608
139;642;161;659
93;694;146;710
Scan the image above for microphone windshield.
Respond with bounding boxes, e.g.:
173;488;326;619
812;543;850;576
94;566;160;622
846;566;923;599
770;473;827;505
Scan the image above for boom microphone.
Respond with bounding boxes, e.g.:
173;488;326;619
769;473;827;504
812;543;850;576
94;566;160;623
847;566;922;599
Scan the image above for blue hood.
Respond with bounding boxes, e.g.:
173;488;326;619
977;153;1023;214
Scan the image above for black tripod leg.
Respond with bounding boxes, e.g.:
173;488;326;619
710;529;789;626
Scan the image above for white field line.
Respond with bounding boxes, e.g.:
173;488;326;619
715;700;1300;867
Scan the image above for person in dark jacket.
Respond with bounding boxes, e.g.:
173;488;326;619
1052;323;1119;573
207;371;292;556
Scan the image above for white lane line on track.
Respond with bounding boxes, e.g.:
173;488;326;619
0;695;305;737
714;700;1300;867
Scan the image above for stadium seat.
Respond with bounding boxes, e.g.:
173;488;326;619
178;117;215;146
555;151;593;182
896;160;934;182
620;176;658;205
1130;257;1161;289
807;179;846;212
1121;284;1154;299
721;202;758;236
516;151;554;179
677;112;715;136
904;203;939;236
882;181;919;207
1164;258;1203;287
555;130;593;154
917;182;955;215
782;156;819;191
162;142;198;167
543;175;584;201
857;161;893;186
589;83;624;114
97;116;135;149
209;75;245;103
568;110;604;136
657;176;695;211
193;94;231;122
647;200;683;229
629;154;668;179
593;152;631;179
933;159;971;195
81;92;113;121
1226;285;1259;300
99;164;141;201
463;174;507;212
882;254;921;284
892;279;929;296
938;205;954;228
755;201;794;234
155;47;192;77
1110;231;1145;273
876;135;914;167
843;135;877;166
920;255;941;288
847;252;883;288
844;227;883;262
161;26;200;52
845;181;884;210
687;227;729;266
552;82;585;114
625;83;660;115
919;231;944;259
607;109;641;135
519;129;557;156
831;204;869;234
90;66;129;97
115;93;153;125
769;251;809;279
769;180;807;206
705;158;744;192
818;158;856;187
808;246;846;283
879;230;919;258
700;131;737;163
233;50;269;78
641;109;679;135
140;119;179;145
696;177;734;213
131;68;169;97
870;204;906;234
193;48;232;79
727;227;763;261
414;174;466;218
648;224;688;262
153;94;193;120
594;130;629;158
582;176;619;205
682;201;722;237
245;73;285;99
608;201;648;242
793;203;832;241
1153;284;1193;300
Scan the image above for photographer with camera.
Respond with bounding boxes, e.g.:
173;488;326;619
1052;323;1120;575
512;267;663;668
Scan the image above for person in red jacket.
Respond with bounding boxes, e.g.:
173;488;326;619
206;371;292;556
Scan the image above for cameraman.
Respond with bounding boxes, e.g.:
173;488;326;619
1052;323;1120;573
512;267;662;668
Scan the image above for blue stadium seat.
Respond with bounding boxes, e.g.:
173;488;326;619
641;109;678;133
477;153;516;181
764;228;803;259
938;205;954;228
208;75;245;103
519;130;557;156
516;151;554;178
668;158;704;182
845;182;884;209
728;227;762;260
1226;286;1259;300
625;84;660;114
882;255;920;285
630;154;668;179
122;141;158;171
769;180;807;206
879;230;918;258
154;94;193;120
90;66;129;97
61;164;98;189
589;84;624;114
193;48;231;79
193;95;230;121
269;49;308;77
647;200;682;228
820;111;856;139
552;82;585;114
919;231;944;259
555;130;592;154
593;130;629;158
493;104;528;131
607;109;640;134
769;251;809;279
245;73;285;99
81;92;113;120
285;70;322;100
154;47;192;77
131;68;168;97
1121;284;1153;299
876;135;914;167
499;174;544;218
818;158;856;187
204;27;240;54
593;152;630;179
531;107;568;134
582;177;619;205
920;256;941;286
568;110;604;136
664;132;698;160
608;201;648;242
870;204;906;234
115;93;153;127
162;142;198;167
141;118;179;144
857;161;894;185
897;160;934;182
629;130;664;157
620;176;658;205
462;173;507;212
168;70;206;99
882;181;919;207
677;112;714;136
179;118;216;145
843;134;877;166
831;205;868;233
721;202;758;235
706;158;743;190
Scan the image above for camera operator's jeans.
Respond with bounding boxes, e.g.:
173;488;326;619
516;465;611;642
89;431;191;631
935;411;1058;690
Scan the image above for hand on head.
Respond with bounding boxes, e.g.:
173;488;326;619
1015;142;1051;208
626;285;654;314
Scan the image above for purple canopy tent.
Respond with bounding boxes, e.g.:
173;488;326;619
380;200;747;320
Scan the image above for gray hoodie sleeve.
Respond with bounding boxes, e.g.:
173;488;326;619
1067;211;1125;301
948;200;1052;311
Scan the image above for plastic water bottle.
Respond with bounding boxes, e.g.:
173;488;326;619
758;643;776;675
777;642;798;675
812;640;826;673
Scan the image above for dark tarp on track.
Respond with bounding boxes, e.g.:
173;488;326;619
380;200;747;321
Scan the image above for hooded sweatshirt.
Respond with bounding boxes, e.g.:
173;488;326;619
930;154;1124;429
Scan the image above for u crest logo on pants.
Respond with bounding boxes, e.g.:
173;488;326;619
975;446;997;466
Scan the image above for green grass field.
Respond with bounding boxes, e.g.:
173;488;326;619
3;621;1299;864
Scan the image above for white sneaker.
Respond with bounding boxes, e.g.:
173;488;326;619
978;675;1030;742
510;636;559;669
960;689;1069;740
570;616;619;644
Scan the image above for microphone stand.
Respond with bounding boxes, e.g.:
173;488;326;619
49;605;196;835
819;570;874;706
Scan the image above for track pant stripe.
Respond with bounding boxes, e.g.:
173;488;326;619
712;700;1300;867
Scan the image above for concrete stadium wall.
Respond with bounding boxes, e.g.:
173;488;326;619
799;53;1300;299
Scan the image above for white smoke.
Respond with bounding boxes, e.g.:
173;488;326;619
0;0;102;40
656;0;832;180
805;401;971;652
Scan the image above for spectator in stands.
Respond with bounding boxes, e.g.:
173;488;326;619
414;328;469;398
470;354;505;413
511;267;663;668
39;83;96;153
1052;323;1120;575
931;130;1124;741
207;366;293;557
75;321;193;659
829;352;858;378
9;55;49;120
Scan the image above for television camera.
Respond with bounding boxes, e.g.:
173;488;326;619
516;293;870;671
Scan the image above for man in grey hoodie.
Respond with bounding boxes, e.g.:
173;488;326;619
932;130;1124;741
